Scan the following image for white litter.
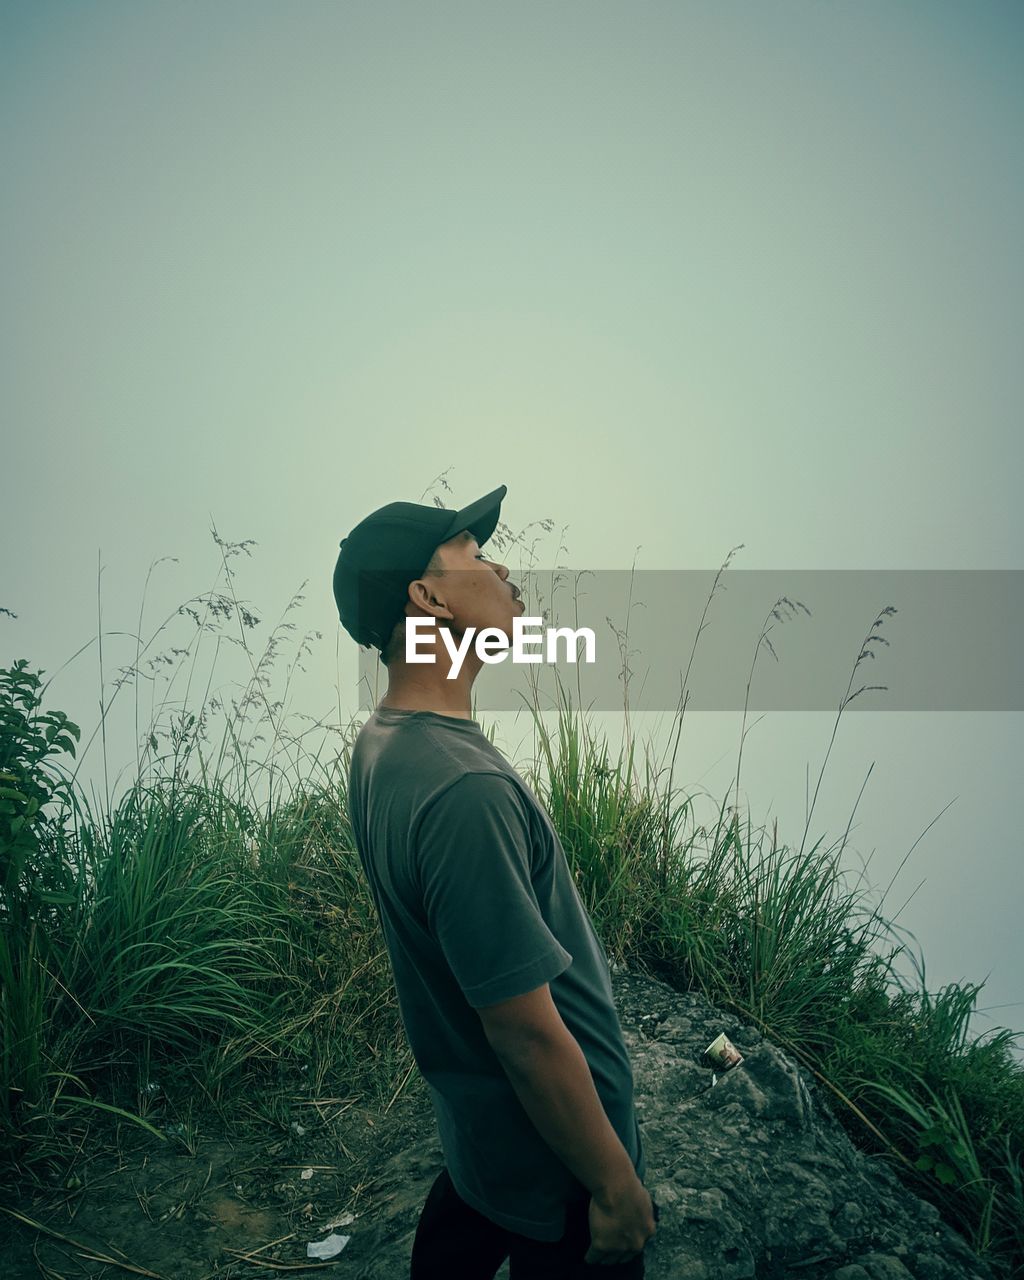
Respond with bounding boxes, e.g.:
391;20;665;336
300;1167;315;1180
307;1233;351;1259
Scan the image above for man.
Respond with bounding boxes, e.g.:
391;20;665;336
333;484;658;1278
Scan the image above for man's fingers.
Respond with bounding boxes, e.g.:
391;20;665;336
584;1246;618;1264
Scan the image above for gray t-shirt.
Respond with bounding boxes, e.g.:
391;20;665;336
346;705;645;1242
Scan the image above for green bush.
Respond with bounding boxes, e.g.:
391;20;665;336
0;659;81;1147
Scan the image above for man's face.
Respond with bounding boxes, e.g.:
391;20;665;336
430;528;524;641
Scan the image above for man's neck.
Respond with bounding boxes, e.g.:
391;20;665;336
378;671;478;721
378;650;486;721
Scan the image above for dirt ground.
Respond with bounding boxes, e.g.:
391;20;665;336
2;970;1007;1280
1;1066;438;1279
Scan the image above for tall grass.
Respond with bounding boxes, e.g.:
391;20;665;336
1;519;1021;1275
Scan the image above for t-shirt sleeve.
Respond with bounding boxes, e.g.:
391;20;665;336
414;771;573;1009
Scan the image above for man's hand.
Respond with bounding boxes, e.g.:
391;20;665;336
585;1172;657;1265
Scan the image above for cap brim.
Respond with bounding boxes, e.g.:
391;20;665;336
441;484;507;547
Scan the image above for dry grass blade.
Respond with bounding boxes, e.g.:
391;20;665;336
31;1239;71;1280
383;1059;416;1114
222;1261;344;1273
0;1205;168;1277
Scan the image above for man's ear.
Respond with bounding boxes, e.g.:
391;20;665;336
408;578;453;621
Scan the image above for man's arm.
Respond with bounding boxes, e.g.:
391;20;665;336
478;981;636;1196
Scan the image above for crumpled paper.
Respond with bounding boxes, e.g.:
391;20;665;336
306;1233;351;1259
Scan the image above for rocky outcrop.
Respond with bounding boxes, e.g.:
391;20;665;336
338;968;998;1279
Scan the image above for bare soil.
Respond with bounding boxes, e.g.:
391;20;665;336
1;1065;437;1279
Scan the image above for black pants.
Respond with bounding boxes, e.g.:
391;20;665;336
410;1166;659;1279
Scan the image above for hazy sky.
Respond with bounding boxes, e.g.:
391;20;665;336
3;2;1022;1057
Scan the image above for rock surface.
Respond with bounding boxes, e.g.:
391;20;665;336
338;968;997;1279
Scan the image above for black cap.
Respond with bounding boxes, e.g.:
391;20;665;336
333;484;508;651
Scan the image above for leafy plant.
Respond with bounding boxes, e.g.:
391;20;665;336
0;658;81;920
0;659;82;1146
